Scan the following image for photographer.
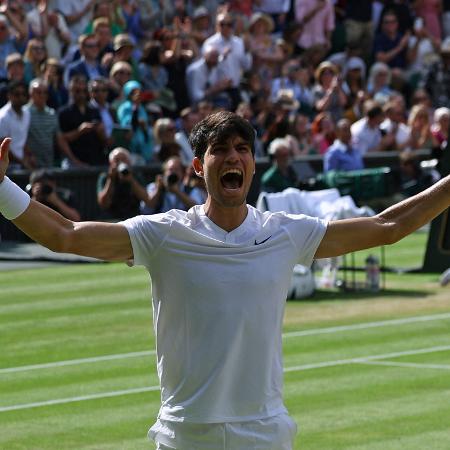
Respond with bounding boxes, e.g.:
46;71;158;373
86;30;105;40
27;169;81;221
141;156;204;214
97;147;151;220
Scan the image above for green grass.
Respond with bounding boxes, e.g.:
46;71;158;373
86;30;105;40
1;231;450;449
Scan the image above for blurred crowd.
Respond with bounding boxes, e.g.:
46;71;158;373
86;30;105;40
0;0;449;220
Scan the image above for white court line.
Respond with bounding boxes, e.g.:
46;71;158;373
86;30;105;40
2;344;450;413
283;312;450;339
3;312;450;375
357;360;450;370
0;350;156;375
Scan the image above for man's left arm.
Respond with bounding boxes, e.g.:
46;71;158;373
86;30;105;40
315;174;450;258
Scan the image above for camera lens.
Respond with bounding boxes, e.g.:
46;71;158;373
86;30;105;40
166;173;179;185
118;162;130;176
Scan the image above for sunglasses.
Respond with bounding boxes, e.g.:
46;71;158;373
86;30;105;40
219;22;233;27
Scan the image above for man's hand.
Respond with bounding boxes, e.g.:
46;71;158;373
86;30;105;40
0;138;11;183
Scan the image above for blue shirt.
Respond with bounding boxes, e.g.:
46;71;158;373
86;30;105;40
324;140;364;172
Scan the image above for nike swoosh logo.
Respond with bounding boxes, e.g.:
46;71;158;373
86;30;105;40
254;235;272;245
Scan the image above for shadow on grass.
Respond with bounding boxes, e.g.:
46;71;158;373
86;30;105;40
292;288;432;302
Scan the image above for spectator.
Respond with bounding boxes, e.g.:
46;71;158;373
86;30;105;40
294;0;335;66
373;9;410;70
0;0;29;45
107;33;139;80
261;137;298;193
185;44;232;107
26;0;71;60
26;78;82;168
254;0;291;34
118;0;144;43
202;11;253;108
42;57;68;110
313;61;347;123
412;0;442;42
310;111;335;154
175;106;200;166
141;156;204;214
108;60;132;108
83;0;125;36
286;112;318;156
341;56;367;123
23;38;47;84
88;77;115;148
0;80;33;169
380;99;410;151
0;52;26;107
153;117;178;162
270;59;314;115
423;37;450;108
190;6;213;48
97;147;151;220
431;107;450;149
27;168;81;221
0;14;24;79
344;1;373;63
246;12;284;89
92;17;114;62
351;100;394;154
404;103;439;151
367;62;393;101
52;0;95;43
324;118;364;172
58;75;107;167
379;1;414;35
65;34;108;87
116;80;154;164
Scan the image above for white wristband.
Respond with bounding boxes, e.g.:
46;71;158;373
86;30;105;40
0;176;31;220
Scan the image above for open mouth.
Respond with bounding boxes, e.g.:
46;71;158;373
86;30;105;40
220;169;243;190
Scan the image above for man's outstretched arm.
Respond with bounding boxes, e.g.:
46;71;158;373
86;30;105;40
315;173;450;259
0;138;133;262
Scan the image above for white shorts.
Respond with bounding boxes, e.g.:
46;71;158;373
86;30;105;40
149;413;298;450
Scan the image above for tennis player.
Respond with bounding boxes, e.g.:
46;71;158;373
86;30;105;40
1;111;449;449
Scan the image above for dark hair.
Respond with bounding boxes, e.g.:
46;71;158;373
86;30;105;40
189;111;255;160
141;41;162;66
7;80;27;94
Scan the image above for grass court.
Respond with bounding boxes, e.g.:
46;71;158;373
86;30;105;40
1;229;450;449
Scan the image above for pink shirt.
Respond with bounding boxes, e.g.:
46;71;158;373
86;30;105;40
295;0;335;49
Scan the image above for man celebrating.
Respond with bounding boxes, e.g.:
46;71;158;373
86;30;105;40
1;111;450;449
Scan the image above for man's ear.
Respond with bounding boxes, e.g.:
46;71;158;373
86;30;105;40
192;157;204;177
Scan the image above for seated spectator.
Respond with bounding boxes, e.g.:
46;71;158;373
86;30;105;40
294;0;335;66
313;61;347;123
311;111;335;154
379;100;410;151
42;58;68;110
366;61;393;101
23;39;47;85
175;106;201;166
431;107;450;149
404;104;439;151
186;44;232;108
92;17;115;62
286;112;318;156
97;147;151;220
64;34;108;87
107;33;139;80
27;168;81;221
246;12;284;90
88;77;115;148
26;78;82;168
141;156;204;214
190;6;213;49
26;0;71;60
0;14;25;79
153;117;177;158
351;100;394;154
116;80;154;164
324;118;364;172
0;52;26;107
0;80;33;170
261;137;298;193
341;56;367;123
108;60;132;108
138;40;176;113
58;75;107;167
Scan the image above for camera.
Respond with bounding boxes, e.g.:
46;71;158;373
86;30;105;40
42;184;53;195
117;162;130;176
166;173;179;185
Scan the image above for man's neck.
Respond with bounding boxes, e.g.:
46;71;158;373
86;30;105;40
203;199;248;232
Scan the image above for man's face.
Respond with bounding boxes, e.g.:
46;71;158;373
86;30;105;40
7;61;24;80
164;158;184;180
217;14;234;39
30;85;48;109
9;86;28;109
70;81;88;104
82;38;99;60
90;81;108;105
193;135;255;208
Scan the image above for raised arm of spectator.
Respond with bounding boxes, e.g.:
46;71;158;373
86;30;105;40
315;173;450;258
56;132;88;167
62;0;95;26
0;138;132;261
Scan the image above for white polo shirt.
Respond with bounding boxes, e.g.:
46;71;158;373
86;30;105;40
122;205;327;423
0;102;30;161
